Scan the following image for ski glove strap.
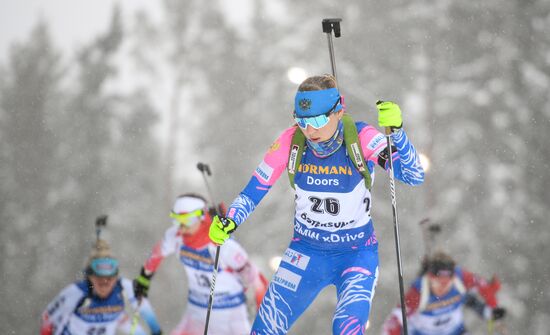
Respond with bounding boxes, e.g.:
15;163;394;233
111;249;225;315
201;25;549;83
377;100;403;130
133;267;153;299
209;216;237;245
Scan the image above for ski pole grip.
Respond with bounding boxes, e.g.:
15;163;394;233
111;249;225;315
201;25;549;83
322;18;342;37
95;215;108;227
197;162;211;176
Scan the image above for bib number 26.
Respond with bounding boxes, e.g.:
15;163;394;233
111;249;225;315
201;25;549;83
308;196;340;215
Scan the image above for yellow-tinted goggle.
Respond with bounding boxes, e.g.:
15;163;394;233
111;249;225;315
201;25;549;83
170;209;204;226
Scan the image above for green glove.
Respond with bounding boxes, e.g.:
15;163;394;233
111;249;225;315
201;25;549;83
133;267;153;299
377;100;403;129
209;216;237;245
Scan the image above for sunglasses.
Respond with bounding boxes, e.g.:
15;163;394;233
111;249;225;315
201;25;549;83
294;97;341;130
170;209;204;226
428;270;454;278
90;257;119;277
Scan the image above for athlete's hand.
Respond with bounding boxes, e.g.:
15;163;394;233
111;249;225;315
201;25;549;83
209;216;237;245
133;267;153;299
492;307;506;320
376;100;403;129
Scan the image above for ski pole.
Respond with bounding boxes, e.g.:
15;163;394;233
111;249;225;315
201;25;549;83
418;218;442;275
419;218;441;257
322;18;342;86
95;215;108;242
488;318;495;335
197;162;222;335
382;122;409;335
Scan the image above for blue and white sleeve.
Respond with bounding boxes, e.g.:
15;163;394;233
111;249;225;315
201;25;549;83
389;129;424;186
226;184;262;226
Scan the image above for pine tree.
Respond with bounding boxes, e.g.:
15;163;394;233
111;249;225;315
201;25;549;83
0;20;65;332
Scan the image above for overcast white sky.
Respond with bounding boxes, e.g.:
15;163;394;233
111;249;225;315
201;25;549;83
0;0;160;60
0;0;255;62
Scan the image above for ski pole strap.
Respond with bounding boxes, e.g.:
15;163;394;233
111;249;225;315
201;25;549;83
287;114;371;190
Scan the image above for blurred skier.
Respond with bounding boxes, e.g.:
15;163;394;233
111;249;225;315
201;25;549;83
208;74;425;334
40;239;162;335
381;251;506;335
133;193;268;335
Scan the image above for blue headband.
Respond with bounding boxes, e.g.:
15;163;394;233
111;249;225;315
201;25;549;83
89;257;119;277
294;88;342;117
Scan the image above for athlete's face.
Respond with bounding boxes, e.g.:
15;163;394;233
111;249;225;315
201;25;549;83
428;273;454;297
171;208;205;236
89;275;118;298
179;220;202;235
298;109;344;142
